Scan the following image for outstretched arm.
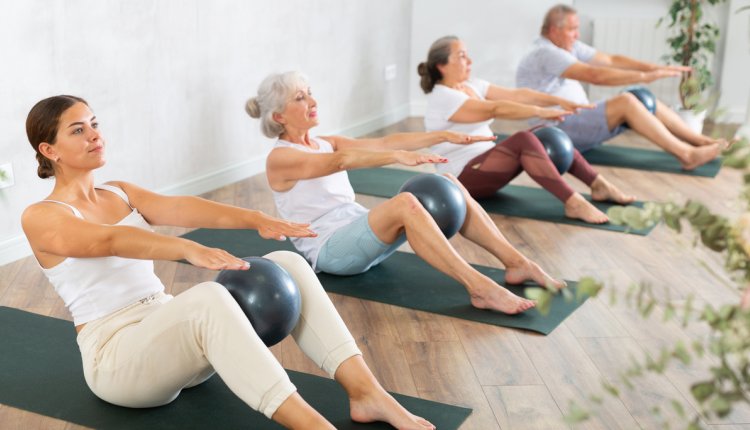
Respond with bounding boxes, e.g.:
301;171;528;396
266;143;449;192
112;181;315;241
326;131;495;151
448;98;573;124
486;85;594;113
562;52;685;86
591;51;690;73
22;203;250;270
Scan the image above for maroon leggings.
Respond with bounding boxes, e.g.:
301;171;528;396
457;131;599;202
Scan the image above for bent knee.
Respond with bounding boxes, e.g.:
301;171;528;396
393;191;425;214
263;250;310;270
612;92;640;108
186;281;236;309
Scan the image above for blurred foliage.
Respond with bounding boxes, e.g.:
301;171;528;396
657;0;727;112
526;137;750;428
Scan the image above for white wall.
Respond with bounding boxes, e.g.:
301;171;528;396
1;1;747;264
409;0;565;115
0;0;413;264
719;0;750;123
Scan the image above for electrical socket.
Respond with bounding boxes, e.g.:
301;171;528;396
0;162;15;189
384;64;397;81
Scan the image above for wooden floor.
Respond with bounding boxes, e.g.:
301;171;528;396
1;118;747;429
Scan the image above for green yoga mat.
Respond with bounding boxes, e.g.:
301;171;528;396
180;229;588;335
347;167;654;235
582;145;722;177
0;306;471;430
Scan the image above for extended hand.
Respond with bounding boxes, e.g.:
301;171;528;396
444;132;497;145
558;100;595;113
538;107;573;122
395;150;448;166
660;64;691;73
257;214;317;241
184;242;250;271
644;69;682;82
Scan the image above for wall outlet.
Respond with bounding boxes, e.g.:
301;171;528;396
0;162;15;189
384;64;397;81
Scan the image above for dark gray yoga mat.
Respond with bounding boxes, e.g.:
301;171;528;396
180;229;589;335
581;145;721;177
347;167;654;235
0;306;471;429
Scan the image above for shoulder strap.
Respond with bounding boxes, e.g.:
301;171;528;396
39;200;84;219
96;184;131;206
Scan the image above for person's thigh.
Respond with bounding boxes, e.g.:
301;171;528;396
557;100;625;152
316;213;406;275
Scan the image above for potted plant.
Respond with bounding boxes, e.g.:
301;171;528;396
659;0;727;132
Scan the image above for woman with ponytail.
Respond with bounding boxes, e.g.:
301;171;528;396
418;36;635;224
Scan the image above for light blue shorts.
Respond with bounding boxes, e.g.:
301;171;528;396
557;100;626;152
316;213;407;276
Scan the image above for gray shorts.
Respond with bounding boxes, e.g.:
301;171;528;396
316;213;407;276
556;100;626;152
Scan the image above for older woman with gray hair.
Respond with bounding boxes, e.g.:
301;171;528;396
246;71;568;317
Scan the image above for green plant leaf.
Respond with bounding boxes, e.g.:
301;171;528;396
690;381;715;402
525;287;552;315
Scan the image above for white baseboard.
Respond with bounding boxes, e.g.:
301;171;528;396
0;235;32;267
0;104;415;266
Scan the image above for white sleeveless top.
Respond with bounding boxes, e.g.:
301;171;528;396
38;184;165;325
424;78;496;176
271;137;368;268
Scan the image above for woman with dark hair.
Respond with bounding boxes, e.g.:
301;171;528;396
248;71;569;317
418;36;636;224
22;95;434;430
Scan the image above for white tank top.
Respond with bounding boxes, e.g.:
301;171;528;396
38;184;165;325
271;137;368;268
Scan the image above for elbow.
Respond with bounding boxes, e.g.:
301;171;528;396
332;150;351;172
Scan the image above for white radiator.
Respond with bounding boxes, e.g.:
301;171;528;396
588;17;680;107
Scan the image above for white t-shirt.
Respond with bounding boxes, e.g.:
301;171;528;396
271;137;368;268
423;78;497;176
516;37;597;105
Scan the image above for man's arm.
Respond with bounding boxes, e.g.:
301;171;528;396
561;57;682;86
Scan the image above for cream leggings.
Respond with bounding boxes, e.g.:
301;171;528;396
76;251;361;419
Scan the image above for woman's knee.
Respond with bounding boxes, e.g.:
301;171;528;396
263;251;311;274
503;130;544;153
185;281;237;311
392;191;426;215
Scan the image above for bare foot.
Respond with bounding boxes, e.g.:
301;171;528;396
681;143;721;170
720;137;740;151
468;274;536;314
590;176;636;204
505;258;566;290
350;387;435;430
564;193;608;224
696;136;739;149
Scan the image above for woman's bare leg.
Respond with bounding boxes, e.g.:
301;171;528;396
443;174;567;289
334;355;435;429
368;193;535;313
272;393;334;429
